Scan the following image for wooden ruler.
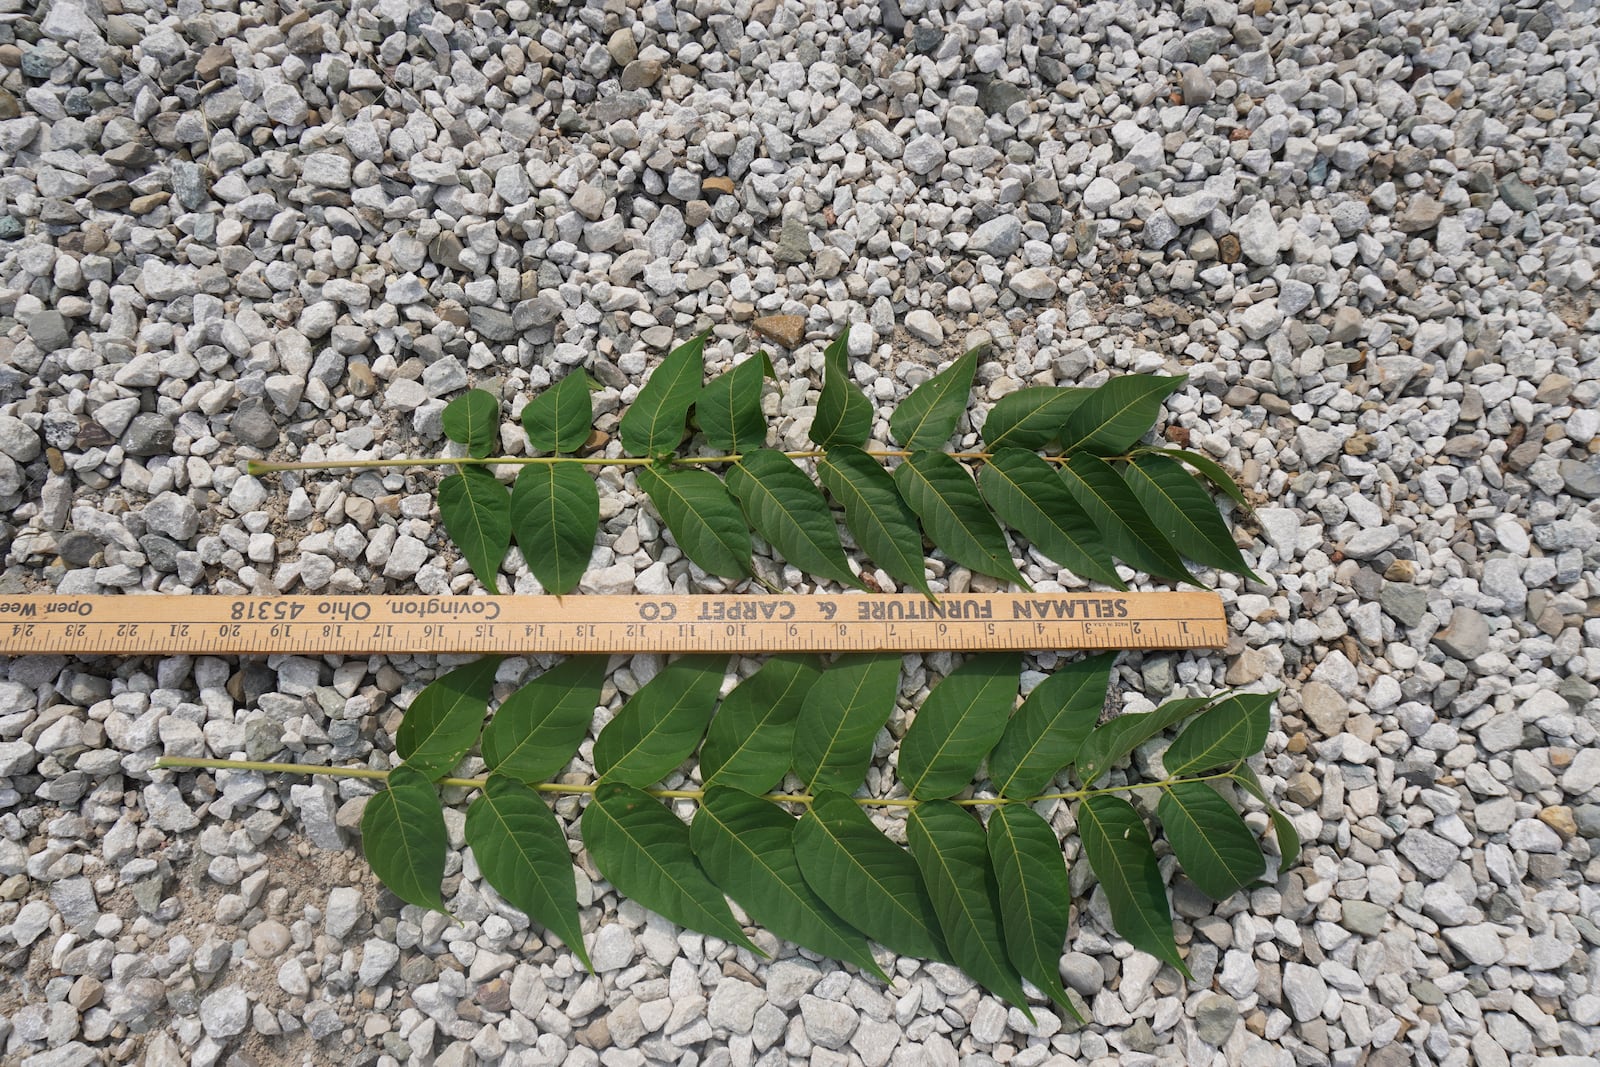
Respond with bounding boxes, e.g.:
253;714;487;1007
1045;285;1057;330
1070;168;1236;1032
0;593;1225;656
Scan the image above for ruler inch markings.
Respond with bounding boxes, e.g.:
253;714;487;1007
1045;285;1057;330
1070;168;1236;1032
0;593;1226;656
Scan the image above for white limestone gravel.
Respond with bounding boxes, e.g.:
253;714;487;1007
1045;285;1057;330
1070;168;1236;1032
1;1;1599;1065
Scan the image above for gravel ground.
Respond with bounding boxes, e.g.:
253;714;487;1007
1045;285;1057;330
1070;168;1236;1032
3;0;1600;1065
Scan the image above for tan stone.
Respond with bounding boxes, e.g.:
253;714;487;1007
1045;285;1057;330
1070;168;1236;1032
752;314;805;348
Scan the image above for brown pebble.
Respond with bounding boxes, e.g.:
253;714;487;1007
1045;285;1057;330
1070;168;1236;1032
1218;234;1242;263
1285;732;1308;754
580;428;609;455
68;976;103;1011
752;314;806;348
1538;805;1577;839
1383;559;1416;582
702;176;736;197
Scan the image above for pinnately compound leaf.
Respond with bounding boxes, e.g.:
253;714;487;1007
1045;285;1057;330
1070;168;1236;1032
699;353;773;454
636;466;752;579
466;775;592;970
978;449;1125;589
810;328;871;449
726;450;858;587
1162;691;1275;778
481;656;608;784
1057;453;1199;586
1123;454;1258;579
817;445;931;596
907;801;1033;1019
1057;374;1186;456
1156;781;1266;900
794;790;949;963
1231;764;1300;877
1077;793;1191;979
619;331;707;457
442;389;501;459
395;656;503;781
522;371;594;454
362;764;448;913
979;386;1089;452
691;787;888;981
987;652;1115;798
894;450;1027;587
581;782;758;952
792;653;901;793
439;467;512;594
898;654;1018;800
890;349;978;451
511;462;599;596
699;655;823;793
987;805;1084;1022
593;655;726;787
1074;695;1218;787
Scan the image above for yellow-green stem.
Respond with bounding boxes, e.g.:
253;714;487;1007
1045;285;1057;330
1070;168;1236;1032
156;756;1239;807
246;448;1118;477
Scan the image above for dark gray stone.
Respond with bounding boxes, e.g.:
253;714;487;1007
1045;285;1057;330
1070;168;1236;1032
469;306;516;342
57;531;102;567
1559;458;1600;499
1194;994;1239;1045
231;398;279;449
978;79;1025;115
140;534;182;573
1381;582;1429;627
29;311;71;353
123;413;175;457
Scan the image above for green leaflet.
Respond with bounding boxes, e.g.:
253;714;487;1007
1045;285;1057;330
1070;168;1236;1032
619;331;707;457
593;655;726;787
889;349;978;451
439;467;512;594
987;805;1084;1022
1145;446;1251;509
898;654;1017;800
700;655;822;794
466;775;592;970
1123;454;1258;580
581;782;758;952
979;386;1089;451
511;463;599;596
362;764;448;913
522;371;594;454
793;790;949;962
816;445;931;596
1232;764;1301;877
726;450;858;587
1074;695;1217;787
1077;793;1191;979
636;466;752;579
1058;374;1186;456
481;656;607;784
691;787;888;981
395;656;503;781
1156;781;1266;900
987;652;1115;798
978;448;1126;588
699;353;773;453
442;389;501;458
792;653;901;793
907;801;1033;1019
810;329;871;449
1057;453;1200;586
894;450;1027;587
1162;691;1276;777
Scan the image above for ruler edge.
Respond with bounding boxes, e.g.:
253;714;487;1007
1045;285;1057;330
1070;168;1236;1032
0;592;1227;656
